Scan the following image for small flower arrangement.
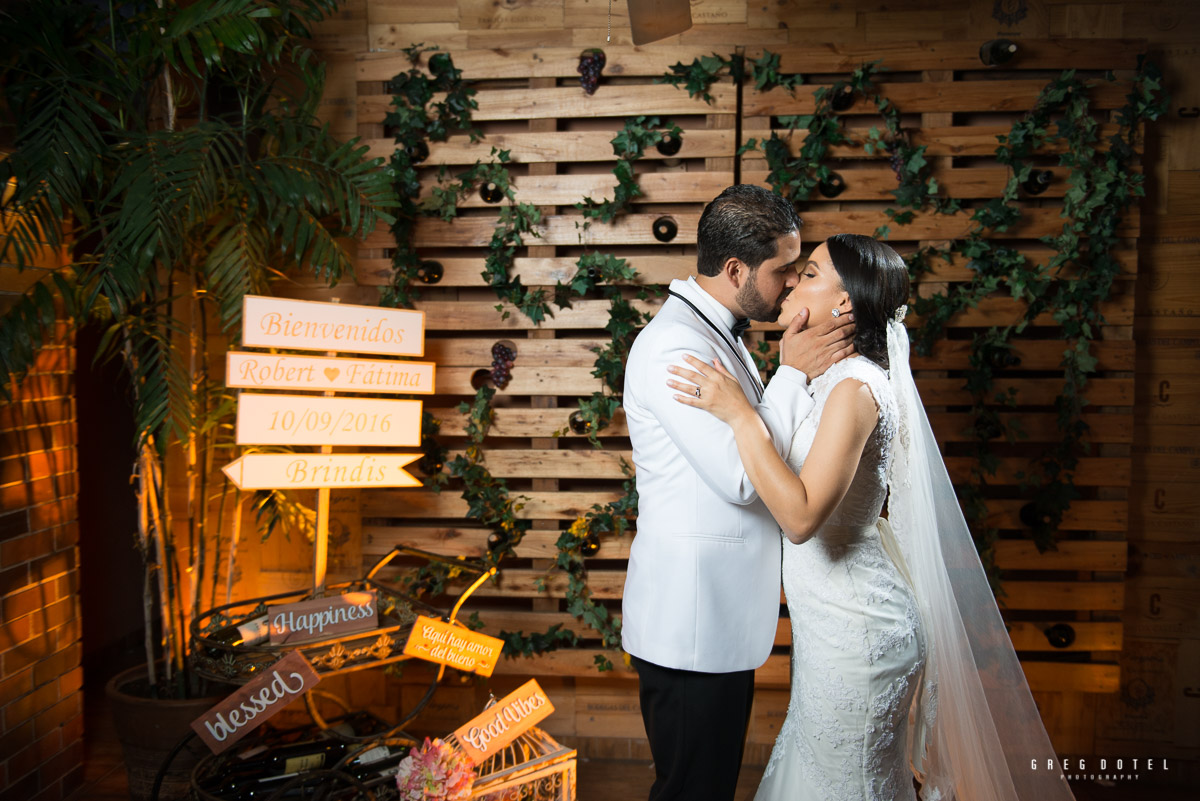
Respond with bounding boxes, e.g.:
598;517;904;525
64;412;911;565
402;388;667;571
395;737;475;801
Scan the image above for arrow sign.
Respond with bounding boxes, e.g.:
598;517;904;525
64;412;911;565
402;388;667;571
222;454;422;490
227;352;435;395
235;394;422;447
242;295;425;356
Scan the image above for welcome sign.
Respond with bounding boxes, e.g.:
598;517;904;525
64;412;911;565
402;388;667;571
452;680;555;764
191;650;321;754
242;295;425;357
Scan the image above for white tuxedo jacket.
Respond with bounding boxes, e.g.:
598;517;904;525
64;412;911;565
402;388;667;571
621;278;815;673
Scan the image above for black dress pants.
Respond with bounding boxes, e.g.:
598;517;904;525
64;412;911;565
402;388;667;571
632;654;756;801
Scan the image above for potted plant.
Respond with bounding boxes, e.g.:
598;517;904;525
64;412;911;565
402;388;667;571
0;0;395;796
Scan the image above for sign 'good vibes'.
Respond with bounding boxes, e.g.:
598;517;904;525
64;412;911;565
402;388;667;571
190;650;321;754
452;679;555;764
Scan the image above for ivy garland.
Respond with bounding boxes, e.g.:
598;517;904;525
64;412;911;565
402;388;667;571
664;53;1166;580
387;54;667;669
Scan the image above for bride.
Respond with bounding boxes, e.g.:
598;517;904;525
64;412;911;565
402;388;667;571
667;234;1075;801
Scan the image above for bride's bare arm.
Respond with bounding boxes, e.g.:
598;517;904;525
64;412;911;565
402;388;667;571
668;355;877;544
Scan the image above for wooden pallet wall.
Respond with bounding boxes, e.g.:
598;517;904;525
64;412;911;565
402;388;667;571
277;0;1200;764
240;33;1157;757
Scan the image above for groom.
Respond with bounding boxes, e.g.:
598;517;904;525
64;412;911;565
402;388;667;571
622;185;855;800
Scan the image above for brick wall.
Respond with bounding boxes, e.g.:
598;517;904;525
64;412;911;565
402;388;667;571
0;284;84;797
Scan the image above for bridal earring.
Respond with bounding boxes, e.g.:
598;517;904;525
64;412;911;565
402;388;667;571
831;308;841;318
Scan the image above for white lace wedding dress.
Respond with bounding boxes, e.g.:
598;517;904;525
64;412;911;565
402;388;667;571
755;357;927;801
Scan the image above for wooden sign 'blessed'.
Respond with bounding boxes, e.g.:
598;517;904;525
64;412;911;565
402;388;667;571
190;650;320;754
452;679;555;764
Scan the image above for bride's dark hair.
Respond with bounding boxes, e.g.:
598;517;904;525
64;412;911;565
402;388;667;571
825;233;910;370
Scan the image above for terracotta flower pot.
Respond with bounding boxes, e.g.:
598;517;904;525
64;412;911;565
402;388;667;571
105;665;236;801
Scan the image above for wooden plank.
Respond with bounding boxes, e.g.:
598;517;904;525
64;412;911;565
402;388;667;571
380;208;1139;250
998;581;1125;611
362;491;1124;531
992;540;1128;572
354;249;1137;289
944;457;1129;487
429;407;630;438
912;339;1135;372
434;366;603;395
362;490;624;520
985;500;1128;533
362;129;736;164
1020;662;1120;693
743;79;1131;117
359;84;738;123
423;336;613;366
739;123;1137;160
918;377;1132;406
357;46;760;81
928;412;1132;443
360;525;633;563
1007;622;1123;653
457;0;564;31
747;40;1146;73
418;171;734;208
741;165;1097;201
496;648;1118;691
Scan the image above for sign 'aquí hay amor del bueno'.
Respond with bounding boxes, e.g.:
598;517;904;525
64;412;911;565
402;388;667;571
191;650;321;754
402;615;505;677
268;591;379;645
452;679;555;764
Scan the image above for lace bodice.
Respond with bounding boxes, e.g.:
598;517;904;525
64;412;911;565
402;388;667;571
785;356;897;527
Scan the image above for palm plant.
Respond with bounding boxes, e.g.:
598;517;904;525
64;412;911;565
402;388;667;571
0;0;396;696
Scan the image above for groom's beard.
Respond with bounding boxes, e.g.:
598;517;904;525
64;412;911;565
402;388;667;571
736;271;785;321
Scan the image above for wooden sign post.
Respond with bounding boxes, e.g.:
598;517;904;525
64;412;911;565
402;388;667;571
230;295;429;592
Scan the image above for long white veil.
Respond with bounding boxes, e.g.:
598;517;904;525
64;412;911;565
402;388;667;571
885;314;1076;801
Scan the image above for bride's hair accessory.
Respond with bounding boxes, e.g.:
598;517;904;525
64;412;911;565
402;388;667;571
884;318;1075;801
892;304;908;324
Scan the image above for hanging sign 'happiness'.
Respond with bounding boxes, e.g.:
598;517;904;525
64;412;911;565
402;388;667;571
241;295;425;357
268;591;379;645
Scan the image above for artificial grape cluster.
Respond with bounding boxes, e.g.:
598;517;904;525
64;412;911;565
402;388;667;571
887;146;905;181
577;50;606;95
490;342;516;388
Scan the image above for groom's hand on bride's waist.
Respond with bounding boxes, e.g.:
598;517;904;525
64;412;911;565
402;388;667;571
780;308;857;380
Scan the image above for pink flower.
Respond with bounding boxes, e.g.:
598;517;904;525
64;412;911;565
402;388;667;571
395;737;475;801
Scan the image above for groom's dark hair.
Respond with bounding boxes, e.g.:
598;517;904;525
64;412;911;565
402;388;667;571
826;233;911;370
696;185;802;277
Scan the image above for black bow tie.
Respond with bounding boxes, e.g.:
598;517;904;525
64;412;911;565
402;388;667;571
731;318;751;339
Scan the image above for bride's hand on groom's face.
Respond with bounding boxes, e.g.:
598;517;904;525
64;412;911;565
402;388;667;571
780;308;856;379
667;355;754;425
